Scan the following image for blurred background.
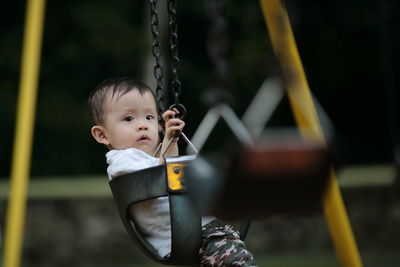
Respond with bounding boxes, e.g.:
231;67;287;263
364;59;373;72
1;0;400;266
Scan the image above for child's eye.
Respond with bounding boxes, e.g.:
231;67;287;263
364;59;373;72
146;115;154;120
124;116;134;121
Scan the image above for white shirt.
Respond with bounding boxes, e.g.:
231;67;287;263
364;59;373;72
106;148;159;180
106;148;214;258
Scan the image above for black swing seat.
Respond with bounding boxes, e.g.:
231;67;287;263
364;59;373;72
109;155;201;266
186;133;332;220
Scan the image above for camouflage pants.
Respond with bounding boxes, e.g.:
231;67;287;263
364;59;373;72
198;220;257;267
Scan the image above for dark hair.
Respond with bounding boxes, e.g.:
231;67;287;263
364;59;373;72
87;77;157;125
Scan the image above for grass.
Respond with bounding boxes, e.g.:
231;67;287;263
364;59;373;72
58;250;400;267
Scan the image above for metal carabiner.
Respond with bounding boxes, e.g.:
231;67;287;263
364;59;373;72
168;103;186;120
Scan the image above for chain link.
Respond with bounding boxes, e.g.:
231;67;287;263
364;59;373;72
149;0;183;115
205;0;231;91
149;0;165;116
167;0;182;107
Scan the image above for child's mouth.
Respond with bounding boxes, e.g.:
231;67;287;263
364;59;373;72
138;135;150;142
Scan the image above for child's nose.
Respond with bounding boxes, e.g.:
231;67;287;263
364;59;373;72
137;121;149;131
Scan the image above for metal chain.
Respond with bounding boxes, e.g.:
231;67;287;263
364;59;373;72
167;0;182;108
149;0;184;116
149;0;165;116
205;0;231;92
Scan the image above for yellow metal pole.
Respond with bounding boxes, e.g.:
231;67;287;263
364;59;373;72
3;0;46;267
259;1;363;267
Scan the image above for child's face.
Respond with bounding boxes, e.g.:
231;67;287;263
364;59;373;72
101;90;159;154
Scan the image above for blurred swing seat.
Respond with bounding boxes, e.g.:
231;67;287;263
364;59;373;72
109;155;201;266
187;131;331;220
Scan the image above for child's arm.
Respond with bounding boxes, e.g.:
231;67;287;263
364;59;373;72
159;108;185;164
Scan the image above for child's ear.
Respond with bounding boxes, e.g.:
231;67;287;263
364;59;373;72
91;125;110;146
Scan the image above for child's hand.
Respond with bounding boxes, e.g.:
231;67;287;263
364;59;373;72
162;108;185;143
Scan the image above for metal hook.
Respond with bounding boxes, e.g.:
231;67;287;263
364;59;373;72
168;103;186;120
161;131;199;158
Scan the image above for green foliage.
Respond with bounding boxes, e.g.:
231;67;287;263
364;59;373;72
1;0;398;177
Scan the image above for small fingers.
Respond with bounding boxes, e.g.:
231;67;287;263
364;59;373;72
166;119;184;129
162;109;180;121
165;119;184;139
162;110;173;121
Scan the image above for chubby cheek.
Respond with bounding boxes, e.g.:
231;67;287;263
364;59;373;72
154;130;160;143
152;127;161;143
111;131;136;150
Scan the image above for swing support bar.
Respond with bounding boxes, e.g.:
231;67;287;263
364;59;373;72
259;1;363;266
3;1;46;267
